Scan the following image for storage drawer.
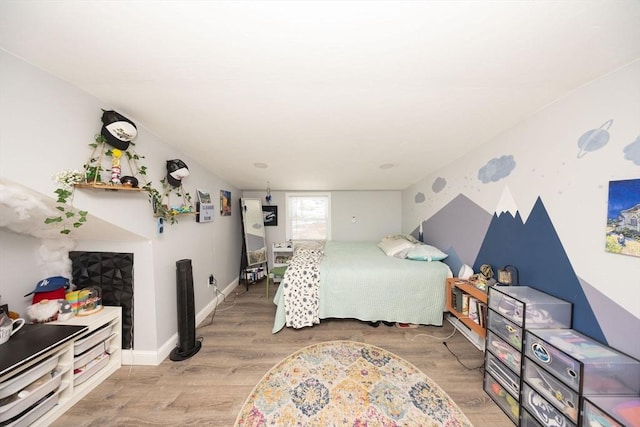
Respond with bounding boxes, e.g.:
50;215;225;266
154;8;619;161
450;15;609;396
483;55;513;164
485;351;520;397
520;408;544;427
488;286;572;328
74;352;109;386
484;372;519;425
74;320;115;355
486;330;521;374
582;395;640;427
0;353;59;399
521;382;575;427
525;329;640;395
3;386;62;427
488;310;523;350
523;358;579;423
74;339;109;369
0;369;62;423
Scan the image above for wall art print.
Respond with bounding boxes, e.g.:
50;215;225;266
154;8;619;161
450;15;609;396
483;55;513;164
262;205;278;226
606;179;640;257
220;190;231;216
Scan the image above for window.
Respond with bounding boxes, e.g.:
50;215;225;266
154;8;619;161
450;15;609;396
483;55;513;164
286;193;331;241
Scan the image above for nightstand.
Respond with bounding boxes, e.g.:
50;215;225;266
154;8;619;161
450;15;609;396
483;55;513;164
267;242;293;297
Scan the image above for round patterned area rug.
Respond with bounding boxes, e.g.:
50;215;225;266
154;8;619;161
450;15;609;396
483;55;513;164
235;340;473;426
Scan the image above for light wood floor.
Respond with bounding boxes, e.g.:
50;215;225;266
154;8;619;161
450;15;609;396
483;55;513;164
51;281;513;426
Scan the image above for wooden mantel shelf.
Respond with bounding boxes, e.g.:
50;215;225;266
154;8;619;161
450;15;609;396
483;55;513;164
74;183;145;192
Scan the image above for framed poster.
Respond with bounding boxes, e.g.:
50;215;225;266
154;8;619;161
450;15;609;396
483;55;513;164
262;205;278;226
220;190;231;216
605;178;640;257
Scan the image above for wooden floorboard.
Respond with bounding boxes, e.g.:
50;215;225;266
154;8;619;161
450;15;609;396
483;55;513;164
51;281;513;426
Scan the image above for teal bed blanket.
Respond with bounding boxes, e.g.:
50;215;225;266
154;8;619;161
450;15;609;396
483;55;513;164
273;241;451;333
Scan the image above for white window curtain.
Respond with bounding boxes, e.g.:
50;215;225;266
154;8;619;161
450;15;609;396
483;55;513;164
285;193;331;241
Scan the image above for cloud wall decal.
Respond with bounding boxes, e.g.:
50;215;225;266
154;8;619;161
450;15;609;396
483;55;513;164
478;155;516;183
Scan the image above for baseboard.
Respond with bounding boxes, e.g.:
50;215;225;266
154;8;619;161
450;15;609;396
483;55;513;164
446;313;485;351
122;279;239;365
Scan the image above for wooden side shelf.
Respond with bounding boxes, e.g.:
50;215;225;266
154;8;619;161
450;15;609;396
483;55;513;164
445;278;487;340
74;183;144;191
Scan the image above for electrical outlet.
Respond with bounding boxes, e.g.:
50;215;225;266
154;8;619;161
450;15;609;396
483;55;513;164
208;274;217;289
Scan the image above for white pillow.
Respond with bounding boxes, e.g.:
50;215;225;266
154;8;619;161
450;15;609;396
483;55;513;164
406;244;448;261
378;238;414;256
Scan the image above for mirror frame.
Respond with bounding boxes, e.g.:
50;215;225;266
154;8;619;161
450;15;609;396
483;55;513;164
240;198;267;267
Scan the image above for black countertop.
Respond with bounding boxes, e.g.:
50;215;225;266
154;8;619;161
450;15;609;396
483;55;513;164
0;323;87;377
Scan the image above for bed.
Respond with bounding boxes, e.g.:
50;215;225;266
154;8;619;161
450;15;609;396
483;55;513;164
272;238;452;333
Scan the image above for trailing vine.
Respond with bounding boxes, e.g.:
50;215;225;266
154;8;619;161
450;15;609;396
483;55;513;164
44;170;88;234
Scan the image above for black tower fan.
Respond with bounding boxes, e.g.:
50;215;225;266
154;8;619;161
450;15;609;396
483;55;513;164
170;259;202;361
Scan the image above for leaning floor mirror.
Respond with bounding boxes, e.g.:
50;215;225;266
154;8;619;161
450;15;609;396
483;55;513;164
240;198;267;277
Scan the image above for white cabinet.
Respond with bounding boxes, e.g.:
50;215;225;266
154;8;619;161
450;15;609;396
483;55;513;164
0;306;121;426
271;242;293;284
272;242;293;268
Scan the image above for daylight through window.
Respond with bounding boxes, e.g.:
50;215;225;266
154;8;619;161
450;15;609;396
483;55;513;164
286;193;331;241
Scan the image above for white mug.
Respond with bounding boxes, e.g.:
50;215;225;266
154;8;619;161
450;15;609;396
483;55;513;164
0;318;26;345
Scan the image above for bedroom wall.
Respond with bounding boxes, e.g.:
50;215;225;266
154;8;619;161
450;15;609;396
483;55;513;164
402;60;640;359
242;190;401;267
0;50;242;363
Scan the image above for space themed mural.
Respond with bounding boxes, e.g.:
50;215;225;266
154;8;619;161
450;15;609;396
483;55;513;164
577;119;613;158
405;60;640;359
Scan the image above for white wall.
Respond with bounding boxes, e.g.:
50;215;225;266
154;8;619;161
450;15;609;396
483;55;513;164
0;50;242;362
402;60;640;356
242;190;401;267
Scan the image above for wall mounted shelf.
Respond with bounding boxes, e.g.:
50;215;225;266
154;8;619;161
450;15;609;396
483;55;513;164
74;183;145;192
153;212;196;218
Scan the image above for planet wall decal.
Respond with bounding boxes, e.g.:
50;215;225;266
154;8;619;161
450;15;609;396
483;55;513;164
577;119;613;158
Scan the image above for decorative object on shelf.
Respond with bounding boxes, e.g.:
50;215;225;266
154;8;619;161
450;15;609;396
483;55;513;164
458;264;473;280
262;205;278;226
24;276;70;304
45;170;88;234
110;148;122;184
26;299;61;323
146;178;193;224
120;175;139;187
265;181;272;204
220;190;231;216
497;265;519;286
100;109;137;150
166;159;189;187
418;222;424;242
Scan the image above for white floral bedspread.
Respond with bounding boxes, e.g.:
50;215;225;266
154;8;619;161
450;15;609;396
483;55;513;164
281;246;323;329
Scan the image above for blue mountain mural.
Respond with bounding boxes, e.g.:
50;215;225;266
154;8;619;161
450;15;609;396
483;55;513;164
474;197;604;343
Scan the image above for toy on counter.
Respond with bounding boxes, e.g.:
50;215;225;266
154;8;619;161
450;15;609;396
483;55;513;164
57;300;74;321
66;287;102;315
76;287;103;316
24;276;70;304
26;299;61;323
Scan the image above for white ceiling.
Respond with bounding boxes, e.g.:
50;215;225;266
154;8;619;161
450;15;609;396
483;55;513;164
1;1;639;191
